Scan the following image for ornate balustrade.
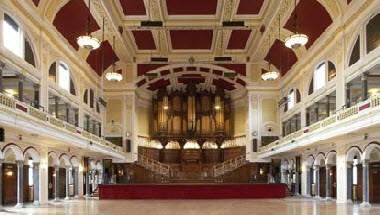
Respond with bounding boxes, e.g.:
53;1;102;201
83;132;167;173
0;92;125;156
137;154;171;177
213;154;247;177
258;95;380;153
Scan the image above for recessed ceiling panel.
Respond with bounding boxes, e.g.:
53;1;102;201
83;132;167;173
165;0;217;15
227;30;252;50
170;30;213;49
86;41;119;76
132;30;156;50
264;39;297;76
119;0;146;16
236;0;264;15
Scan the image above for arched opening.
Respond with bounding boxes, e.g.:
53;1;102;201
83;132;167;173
313;154;326;198
363;144;380;204
326;151;337;199
23;147;40;205
349;36;360;67
346;147;362;203
47;152;58;200
308;61;336;95
366;13;380;54
2;144;24;207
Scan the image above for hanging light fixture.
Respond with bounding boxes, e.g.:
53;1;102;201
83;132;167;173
284;0;308;49
105;36;123;82
262;33;280;81
77;0;100;50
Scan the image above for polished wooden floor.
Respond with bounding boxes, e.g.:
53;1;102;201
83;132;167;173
2;198;380;215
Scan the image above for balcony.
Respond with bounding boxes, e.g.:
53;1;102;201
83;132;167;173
258;95;380;158
0;92;127;159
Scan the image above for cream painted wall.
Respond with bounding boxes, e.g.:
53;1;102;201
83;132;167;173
262;98;277;123
137;105;150;136
233;104;248;136
106;99;122;124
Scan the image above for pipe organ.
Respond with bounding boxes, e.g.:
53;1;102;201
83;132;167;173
152;84;231;146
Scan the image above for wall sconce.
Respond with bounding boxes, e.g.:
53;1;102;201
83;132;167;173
259;168;264;175
5;170;13;177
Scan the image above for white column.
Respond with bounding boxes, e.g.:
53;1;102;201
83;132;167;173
54;165;59;201
78;163;84;198
325;164;332;200
74;167;79;198
0;159;3;209
360;160;370;207
15;160;24;208
39;149;49;205
64;166;70;200
33;162;40;205
336;147;348;203
314;165;320;198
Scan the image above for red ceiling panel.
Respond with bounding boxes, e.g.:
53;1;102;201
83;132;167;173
213;79;235;91
178;76;205;84
132;30;156;50
86;41;119;76
264;39;297;76
170;30;213;49
236;0;264;15
236;78;246;87
53;0;100;50
148;79;170;91
284;0;332;48
215;64;246;76
137;64;167;76
165;0;217;15
119;0;146;15
32;0;40;6
227;30;252;49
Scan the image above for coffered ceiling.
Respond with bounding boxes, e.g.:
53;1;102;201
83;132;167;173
43;0;341;78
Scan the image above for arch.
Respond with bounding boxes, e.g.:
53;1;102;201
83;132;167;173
346;146;362;162
59;153;71;167
281;159;289;170
365;12;380;54
48;151;59;166
2;143;24;161
288;159;295;170
306;155;315;167
326;150;337;165
70;155;80;167
95;160;102;170
362;142;380;161
48;60;77;96
23;146;40;163
347;34;361;67
314;152;326;166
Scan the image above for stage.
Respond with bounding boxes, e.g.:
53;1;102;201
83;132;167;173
98;183;288;199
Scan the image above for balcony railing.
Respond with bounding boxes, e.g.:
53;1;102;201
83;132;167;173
213;154;247;177
0;92;125;155
259;95;379;153
136;154;171;177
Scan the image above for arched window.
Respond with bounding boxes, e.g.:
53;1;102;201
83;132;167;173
48;61;76;95
3;13;35;67
349;36;360;66
83;89;88;104
90;89;94;108
366;13;380;53
287;90;295;110
309;61;336;94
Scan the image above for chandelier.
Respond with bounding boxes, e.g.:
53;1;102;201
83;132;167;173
77;0;100;50
284;0;308;49
261;70;280;81
105;36;123;82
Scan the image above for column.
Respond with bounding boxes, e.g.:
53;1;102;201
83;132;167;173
85;170;91;197
0;63;4;92
65;103;70;123
326;96;330;117
54;165;59;201
314;165;320;198
33;162;40;205
361;160;370;207
33;84;40;108
306;166;311;197
74;167;79;198
325;164;332;200
54;96;59;118
64;166;70;200
361;73;368;101
347;162;353;202
17;75;24;102
16;160;24;208
39;149;49;205
0;159;3;209
346;83;351;108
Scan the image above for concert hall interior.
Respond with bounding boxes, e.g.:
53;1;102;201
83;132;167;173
1;0;380;214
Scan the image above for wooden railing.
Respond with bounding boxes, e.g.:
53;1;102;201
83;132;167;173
0;92;125;155
259;94;380;153
213;154;247;177
136;155;171;178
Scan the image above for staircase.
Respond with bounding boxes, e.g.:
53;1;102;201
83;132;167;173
212;154;248;177
136;155;171;178
91;187;99;197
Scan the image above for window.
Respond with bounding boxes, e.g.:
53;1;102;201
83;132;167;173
3;14;23;57
58;62;70;92
287;90;295;110
349;36;360;66
314;63;326;91
90;89;94;108
83;89;88;104
49;61;76;95
3;13;36;67
366;13;380;53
